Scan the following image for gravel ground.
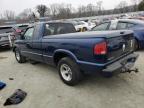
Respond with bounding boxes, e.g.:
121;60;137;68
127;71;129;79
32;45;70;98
0;49;144;108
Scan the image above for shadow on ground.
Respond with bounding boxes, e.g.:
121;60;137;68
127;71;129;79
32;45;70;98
0;48;11;52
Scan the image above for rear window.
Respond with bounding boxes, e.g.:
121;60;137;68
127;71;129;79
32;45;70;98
0;27;13;34
44;23;76;36
58;23;76;34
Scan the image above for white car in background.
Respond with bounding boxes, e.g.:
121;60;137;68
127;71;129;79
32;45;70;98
69;20;96;32
88;20;97;28
75;21;96;31
72;21;88;32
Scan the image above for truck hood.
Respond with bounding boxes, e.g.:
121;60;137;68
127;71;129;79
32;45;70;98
43;30;133;39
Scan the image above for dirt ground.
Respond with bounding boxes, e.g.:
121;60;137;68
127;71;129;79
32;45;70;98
0;49;144;108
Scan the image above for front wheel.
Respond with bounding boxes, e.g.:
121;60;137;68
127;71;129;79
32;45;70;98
134;39;139;51
15;48;26;63
58;57;83;86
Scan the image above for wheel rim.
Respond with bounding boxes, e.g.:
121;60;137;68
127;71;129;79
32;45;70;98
60;64;72;81
15;50;20;61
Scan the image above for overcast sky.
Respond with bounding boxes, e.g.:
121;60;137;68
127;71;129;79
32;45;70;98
0;0;133;15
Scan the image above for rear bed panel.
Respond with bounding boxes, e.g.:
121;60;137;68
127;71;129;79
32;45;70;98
106;33;134;62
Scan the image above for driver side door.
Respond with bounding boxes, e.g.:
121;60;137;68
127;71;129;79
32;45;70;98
20;27;34;59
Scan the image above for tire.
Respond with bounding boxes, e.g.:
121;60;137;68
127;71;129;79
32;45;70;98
15;48;26;63
82;27;87;32
134;39;139;51
58;57;83;86
101;72;113;78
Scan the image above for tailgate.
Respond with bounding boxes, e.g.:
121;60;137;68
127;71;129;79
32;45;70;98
106;32;134;61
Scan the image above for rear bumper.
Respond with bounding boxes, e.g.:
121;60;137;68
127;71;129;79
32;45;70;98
78;53;139;74
103;53;139;73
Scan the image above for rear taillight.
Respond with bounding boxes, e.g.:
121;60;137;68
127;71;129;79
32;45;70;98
94;42;107;55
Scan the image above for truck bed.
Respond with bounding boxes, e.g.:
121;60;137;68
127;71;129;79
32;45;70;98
43;30;133;39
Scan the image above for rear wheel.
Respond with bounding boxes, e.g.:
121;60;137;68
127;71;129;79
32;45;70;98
15;48;26;63
58;57;83;86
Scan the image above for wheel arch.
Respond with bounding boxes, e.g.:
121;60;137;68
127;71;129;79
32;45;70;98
53;49;78;66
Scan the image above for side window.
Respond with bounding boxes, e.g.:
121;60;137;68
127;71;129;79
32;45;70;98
24;28;34;40
44;23;76;36
92;22;110;31
109;21;117;30
117;22;127;30
44;24;56;36
127;23;135;28
56;24;76;34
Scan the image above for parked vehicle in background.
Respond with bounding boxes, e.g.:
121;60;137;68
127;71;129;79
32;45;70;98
69;21;88;32
83;19;97;29
92;19;144;50
119;14;132;19
0;24;29;48
80;21;96;30
0;26;14;48
13;22;138;86
12;24;29;39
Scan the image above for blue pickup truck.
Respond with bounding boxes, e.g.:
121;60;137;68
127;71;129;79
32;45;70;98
13;22;139;86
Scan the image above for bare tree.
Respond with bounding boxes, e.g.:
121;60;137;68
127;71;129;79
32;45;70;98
50;4;59;18
45;7;51;17
138;0;144;11
116;1;129;13
19;9;33;19
96;1;103;14
131;0;138;11
78;5;87;17
55;3;73;19
3;10;15;20
36;4;48;17
65;4;73;18
86;4;95;16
